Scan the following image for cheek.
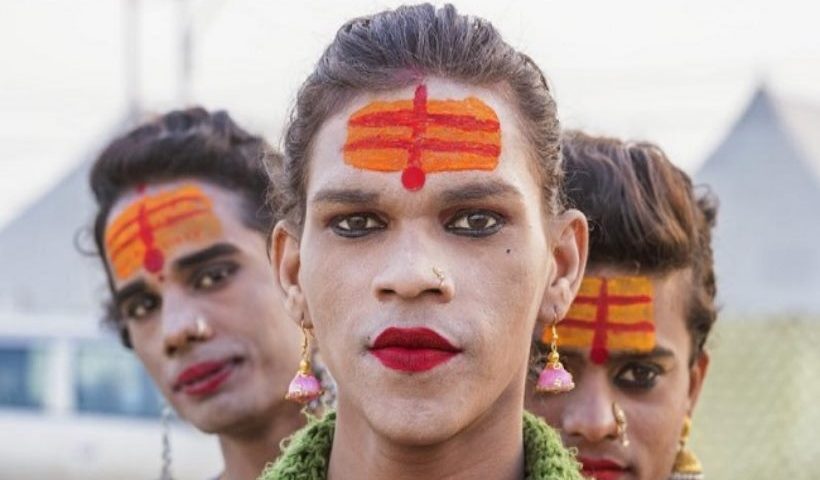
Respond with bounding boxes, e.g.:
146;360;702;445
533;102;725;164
130;330;167;386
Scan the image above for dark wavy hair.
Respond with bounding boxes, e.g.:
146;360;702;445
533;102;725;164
270;3;564;230
561;130;719;360
89;107;281;346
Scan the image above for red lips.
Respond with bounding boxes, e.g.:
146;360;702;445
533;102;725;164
173;359;238;396
370;327;461;372
578;457;627;480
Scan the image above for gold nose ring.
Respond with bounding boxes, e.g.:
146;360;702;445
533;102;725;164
612;401;629;447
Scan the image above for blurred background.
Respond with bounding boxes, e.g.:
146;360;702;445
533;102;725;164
1;0;818;478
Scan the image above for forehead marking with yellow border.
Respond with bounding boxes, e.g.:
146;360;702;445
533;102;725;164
542;276;655;364
105;184;222;281
343;84;502;191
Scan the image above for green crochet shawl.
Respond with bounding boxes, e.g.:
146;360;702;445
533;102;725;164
260;410;582;480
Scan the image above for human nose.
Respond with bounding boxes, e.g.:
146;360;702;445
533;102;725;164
161;293;212;356
560;371;620;444
370;228;455;302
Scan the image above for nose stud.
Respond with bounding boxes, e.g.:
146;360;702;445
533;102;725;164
432;267;445;287
194;316;211;339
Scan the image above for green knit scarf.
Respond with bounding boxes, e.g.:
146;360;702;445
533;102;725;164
260;410;582;480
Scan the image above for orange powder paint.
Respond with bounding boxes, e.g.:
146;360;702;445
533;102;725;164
105;185;222;281
543;276;655;364
343;84;502;191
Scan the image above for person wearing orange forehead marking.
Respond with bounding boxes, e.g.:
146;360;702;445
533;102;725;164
89;108;308;480
526;131;719;480
263;4;589;480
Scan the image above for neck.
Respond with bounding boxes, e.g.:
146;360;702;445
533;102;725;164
328;386;525;480
218;401;305;480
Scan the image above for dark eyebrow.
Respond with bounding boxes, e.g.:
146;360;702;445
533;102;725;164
549;346;676;363
311;188;380;206
173;243;240;270
439;179;522;203
114;279;150;307
605;347;676;362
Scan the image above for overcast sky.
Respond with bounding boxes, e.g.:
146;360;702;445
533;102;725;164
1;0;818;228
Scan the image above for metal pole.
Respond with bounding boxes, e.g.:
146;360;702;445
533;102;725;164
124;0;141;121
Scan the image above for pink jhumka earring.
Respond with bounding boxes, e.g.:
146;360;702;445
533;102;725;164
536;306;575;393
285;319;323;404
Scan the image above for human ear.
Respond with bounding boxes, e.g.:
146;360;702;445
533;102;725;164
538;209;589;327
686;351;710;414
270;220;310;327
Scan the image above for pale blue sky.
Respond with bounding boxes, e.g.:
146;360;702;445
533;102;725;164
1;0;818;227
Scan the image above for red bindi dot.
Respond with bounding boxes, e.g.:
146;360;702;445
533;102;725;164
401;166;425;191
590;347;609;365
143;248;165;273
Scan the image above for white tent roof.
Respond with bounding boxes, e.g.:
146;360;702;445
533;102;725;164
0;121;132;318
696;86;820;314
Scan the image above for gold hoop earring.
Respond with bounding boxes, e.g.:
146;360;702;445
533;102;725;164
536;306;575;393
612;401;629;447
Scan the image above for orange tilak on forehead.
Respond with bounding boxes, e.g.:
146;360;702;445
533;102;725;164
343;84;502;191
105;184;222;281
543;276;655;365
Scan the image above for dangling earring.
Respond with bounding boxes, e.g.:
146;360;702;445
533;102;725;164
536;306;575;393
670;416;704;480
159;403;174;480
285;319;323;404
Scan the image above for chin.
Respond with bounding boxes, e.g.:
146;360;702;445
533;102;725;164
365;395;467;446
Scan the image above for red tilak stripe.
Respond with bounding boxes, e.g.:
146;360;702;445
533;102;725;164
561;319;655;333
111;208;210;260
409;84;428;169
573;295;651;306
344;137;500;157
590;279;609;362
135;203;155;258
349;111;500;132
107;194;208;244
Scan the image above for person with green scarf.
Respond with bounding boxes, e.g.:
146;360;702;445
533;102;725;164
262;4;588;479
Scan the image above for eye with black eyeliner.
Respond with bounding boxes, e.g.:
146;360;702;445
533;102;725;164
122;293;161;321
445;209;505;237
192;262;239;290
330;213;387;238
613;362;663;390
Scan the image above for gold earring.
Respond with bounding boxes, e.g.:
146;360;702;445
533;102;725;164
670;416;703;479
536;306;575;393
285;319;323;404
612;401;629;447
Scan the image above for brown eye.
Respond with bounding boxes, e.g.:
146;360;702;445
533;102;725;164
446;210;504;237
614;362;662;390
331;213;386;238
193;263;237;290
124;294;160;321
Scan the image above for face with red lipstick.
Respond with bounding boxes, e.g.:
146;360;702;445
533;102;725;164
274;78;587;446
525;266;710;480
106;180;302;434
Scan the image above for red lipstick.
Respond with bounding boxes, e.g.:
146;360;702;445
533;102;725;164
174;359;237;396
370;327;461;372
578;458;627;480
